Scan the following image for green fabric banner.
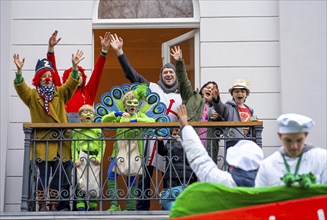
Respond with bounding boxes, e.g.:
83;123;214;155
170;182;327;218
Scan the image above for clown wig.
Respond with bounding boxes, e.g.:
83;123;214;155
62;66;87;87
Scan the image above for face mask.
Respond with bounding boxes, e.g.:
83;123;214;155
125;99;139;107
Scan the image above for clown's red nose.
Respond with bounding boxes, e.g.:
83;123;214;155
45;77;51;82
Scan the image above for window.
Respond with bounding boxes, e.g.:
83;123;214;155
98;0;193;19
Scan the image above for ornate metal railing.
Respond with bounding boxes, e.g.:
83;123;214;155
21;121;263;212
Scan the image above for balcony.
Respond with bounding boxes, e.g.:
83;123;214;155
14;121;263;219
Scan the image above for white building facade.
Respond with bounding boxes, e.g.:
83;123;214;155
0;0;326;211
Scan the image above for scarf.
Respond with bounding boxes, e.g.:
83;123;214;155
279;144;317;187
158;78;179;94
37;84;55;115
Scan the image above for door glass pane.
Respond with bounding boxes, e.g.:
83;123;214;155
178;38;195;88
162;31;196;88
98;0;193;19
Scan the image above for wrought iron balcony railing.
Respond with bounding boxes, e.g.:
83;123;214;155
21;121;263;212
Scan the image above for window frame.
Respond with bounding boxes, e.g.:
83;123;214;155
92;0;200;29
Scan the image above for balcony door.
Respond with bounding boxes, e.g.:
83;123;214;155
93;28;197;210
94;28;198;104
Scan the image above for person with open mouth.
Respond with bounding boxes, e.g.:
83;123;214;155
215;79;256;148
101;84;155;211
13;50;83;211
171;45;224;165
71;104;106;211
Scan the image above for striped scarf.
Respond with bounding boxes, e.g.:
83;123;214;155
37;84;55;115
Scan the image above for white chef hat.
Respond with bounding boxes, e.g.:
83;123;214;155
226;140;264;171
277;113;315;134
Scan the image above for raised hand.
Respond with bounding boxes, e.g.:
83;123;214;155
177;104;188;127
75;161;82;167
110;33;124;55
170;46;183;61
100;32;111;52
92;159;100;165
48;30;61;52
210;111;219;121
72;50;85;70
13;53;25;73
212;84;219;100
122;112;131;118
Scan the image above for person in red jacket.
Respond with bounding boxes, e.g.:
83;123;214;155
47;30;111;122
46;30;110;211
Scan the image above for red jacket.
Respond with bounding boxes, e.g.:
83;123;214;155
47;52;107;113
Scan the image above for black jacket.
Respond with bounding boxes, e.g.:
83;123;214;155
158;139;197;187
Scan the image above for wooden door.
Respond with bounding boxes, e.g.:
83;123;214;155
93;28;195;210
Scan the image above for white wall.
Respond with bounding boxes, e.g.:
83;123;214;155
199;0;281;156
0;0;11;212
279;1;326;149
3;0;94;211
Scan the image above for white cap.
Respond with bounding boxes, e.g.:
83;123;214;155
277;113;315;134
226;140;264;171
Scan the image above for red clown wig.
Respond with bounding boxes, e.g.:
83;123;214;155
62;66;87;87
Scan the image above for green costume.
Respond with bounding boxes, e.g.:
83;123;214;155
102;110;155;211
101;111;155;157
71;128;106;210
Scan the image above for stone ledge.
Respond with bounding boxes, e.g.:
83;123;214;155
0;211;170;220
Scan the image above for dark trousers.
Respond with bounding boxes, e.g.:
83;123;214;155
37;160;60;191
136;165;154;210
226;140;239;149
57;161;72;211
37;160;60;204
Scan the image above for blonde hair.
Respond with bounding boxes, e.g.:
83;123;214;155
78;104;94;116
123;91;136;104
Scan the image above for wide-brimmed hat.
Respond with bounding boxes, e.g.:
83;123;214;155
228;79;250;95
